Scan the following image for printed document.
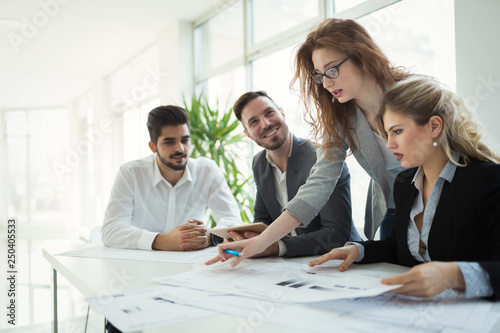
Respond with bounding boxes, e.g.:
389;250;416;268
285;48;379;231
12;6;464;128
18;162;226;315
154;259;402;302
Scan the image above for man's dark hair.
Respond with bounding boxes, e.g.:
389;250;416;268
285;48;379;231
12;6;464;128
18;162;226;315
147;105;190;144
233;91;278;122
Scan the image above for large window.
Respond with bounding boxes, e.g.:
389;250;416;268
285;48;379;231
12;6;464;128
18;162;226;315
5;109;70;225
250;0;319;45
194;0;455;238
0;109;80;327
199;66;247;110
358;0;455;89
252;44;307;140
194;1;244;78
123;98;161;162
334;0;369;12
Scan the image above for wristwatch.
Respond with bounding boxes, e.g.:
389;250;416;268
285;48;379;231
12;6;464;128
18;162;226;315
211;234;224;246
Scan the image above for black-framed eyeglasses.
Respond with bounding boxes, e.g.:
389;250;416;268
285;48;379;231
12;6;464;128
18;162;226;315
310;56;350;84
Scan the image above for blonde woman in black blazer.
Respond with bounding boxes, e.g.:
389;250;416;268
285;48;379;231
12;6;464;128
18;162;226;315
310;76;500;300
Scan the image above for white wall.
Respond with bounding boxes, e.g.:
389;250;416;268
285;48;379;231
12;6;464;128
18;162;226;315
67;19;194;235
158;20;194;105
455;0;500;148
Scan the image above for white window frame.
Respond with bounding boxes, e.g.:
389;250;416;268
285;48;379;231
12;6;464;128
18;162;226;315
193;0;401;87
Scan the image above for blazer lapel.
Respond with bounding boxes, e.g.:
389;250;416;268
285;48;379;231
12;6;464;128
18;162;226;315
398;185;415;248
428;181;455;261
259;159;282;219
394;171;420;266
286;134;304;200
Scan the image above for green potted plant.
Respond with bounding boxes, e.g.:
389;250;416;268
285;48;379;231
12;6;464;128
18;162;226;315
183;94;254;227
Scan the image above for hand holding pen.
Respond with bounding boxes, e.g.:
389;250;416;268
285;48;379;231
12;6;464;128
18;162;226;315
223;249;243;257
205;237;267;267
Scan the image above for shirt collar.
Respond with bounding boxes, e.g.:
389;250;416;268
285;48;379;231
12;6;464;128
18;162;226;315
265;133;293;167
182;161;193;185
152;154;192;187
153;155;164;186
412;152;459;186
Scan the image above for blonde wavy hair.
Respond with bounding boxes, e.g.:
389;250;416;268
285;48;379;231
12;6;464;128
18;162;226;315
377;75;500;165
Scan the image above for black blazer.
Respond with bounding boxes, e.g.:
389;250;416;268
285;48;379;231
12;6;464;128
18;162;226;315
360;159;500;300
252;134;353;257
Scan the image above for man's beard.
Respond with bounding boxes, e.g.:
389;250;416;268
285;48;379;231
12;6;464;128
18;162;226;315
157;151;188;171
255;124;289;150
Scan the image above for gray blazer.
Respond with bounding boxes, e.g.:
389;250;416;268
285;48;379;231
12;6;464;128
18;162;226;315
285;107;402;240
252;134;357;257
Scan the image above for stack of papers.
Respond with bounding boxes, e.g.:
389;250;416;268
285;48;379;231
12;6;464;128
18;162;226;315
81;255;500;332
153;259;402;303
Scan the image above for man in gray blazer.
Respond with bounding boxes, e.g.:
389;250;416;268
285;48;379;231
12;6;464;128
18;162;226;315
231;91;361;257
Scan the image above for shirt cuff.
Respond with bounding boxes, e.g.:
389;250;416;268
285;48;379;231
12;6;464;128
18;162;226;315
139;231;160;250
278;240;287;257
346;242;364;262
456;262;494;298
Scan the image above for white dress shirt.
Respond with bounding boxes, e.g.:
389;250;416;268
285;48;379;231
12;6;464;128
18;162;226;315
265;135;296;255
102;154;242;250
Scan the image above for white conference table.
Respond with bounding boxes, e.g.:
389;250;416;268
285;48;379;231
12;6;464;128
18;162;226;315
42;243;500;333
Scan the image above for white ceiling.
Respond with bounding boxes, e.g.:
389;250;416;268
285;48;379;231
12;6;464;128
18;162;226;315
0;0;225;109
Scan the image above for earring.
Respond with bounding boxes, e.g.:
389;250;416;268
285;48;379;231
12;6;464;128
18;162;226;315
433;141;438;147
331;96;335;103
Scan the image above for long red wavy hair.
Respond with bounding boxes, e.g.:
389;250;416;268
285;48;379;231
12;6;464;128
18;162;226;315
291;18;409;157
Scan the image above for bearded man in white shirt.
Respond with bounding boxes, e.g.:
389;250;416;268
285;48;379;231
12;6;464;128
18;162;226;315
101;105;242;251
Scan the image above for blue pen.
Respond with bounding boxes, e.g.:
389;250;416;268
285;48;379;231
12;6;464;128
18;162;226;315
223;249;243;257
